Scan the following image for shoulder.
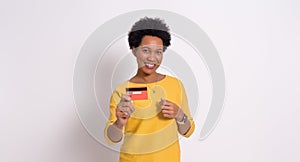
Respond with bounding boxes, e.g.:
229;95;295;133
111;81;129;97
110;81;129;103
164;75;187;92
114;81;129;91
165;75;183;84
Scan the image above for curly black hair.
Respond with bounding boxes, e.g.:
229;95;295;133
128;17;171;51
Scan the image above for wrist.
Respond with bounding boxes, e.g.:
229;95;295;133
114;119;124;130
176;114;187;125
175;108;184;121
175;109;187;125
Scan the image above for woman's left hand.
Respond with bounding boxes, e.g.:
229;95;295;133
161;99;183;120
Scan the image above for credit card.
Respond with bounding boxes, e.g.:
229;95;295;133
126;87;148;100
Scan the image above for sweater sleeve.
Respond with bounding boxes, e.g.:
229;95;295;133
178;80;195;138
104;90;125;144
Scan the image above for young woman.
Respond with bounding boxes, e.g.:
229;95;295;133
105;17;195;162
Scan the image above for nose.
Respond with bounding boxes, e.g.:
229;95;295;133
147;52;155;61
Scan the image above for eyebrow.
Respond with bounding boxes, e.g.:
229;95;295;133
140;46;163;50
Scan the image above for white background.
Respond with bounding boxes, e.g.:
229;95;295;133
1;0;300;162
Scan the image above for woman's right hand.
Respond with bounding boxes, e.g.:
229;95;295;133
115;94;134;127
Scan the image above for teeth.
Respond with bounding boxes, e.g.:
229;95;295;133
145;63;155;67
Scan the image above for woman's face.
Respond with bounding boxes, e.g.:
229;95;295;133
133;35;164;75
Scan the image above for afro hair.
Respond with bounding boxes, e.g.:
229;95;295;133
128;17;171;51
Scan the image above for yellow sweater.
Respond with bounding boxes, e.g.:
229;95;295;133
105;75;195;162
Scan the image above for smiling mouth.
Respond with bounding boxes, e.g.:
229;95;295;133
144;63;156;69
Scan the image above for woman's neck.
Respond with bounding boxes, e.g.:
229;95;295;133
130;70;159;84
137;73;157;83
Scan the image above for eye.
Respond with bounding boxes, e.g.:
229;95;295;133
142;48;150;54
156;50;163;55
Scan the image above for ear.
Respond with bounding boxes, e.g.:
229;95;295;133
132;48;137;57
